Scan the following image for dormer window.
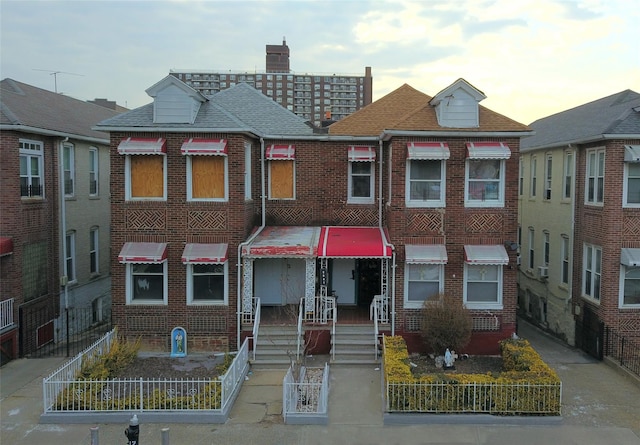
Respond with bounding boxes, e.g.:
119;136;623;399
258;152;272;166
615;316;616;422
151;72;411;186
146;75;207;124
429;78;486;128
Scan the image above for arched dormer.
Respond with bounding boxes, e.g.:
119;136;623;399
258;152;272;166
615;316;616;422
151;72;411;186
429;78;486;128
145;75;208;124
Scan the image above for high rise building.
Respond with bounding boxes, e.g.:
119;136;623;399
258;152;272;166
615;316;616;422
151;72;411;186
170;40;373;126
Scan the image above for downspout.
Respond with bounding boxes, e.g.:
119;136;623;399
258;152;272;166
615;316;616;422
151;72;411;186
378;139;396;335
236;137;267;349
59;137;69;310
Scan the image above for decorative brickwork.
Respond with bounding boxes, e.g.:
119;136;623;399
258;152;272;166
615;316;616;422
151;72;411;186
408;213;443;233
624;216;640;237
404;314;422;332
188;210;227;230
126;209;166;230
188;316;227;333
267;207;313;224
618;317;640;334
472;316;501;331
466;213;503;233
332;208;378;226
127;315;168;332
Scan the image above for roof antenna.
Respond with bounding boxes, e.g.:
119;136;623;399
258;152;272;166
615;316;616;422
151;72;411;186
33;69;84;93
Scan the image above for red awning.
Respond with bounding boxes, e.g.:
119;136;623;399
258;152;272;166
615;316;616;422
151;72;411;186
265;144;295;160
242;226;320;257
0;237;13;256
318;226;392;258
348;145;376;162
118;242;168;263
117;137;166;155
466;142;511;159
181;138;227;155
181;243;228;264
407;142;450;160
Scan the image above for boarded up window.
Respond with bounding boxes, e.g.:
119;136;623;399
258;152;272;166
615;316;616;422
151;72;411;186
270;160;294;199
192;156;225;199
131;156;163;198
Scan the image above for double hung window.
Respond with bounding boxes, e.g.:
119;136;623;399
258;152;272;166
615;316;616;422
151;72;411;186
182;138;228;201
19;139;44;198
347;146;375;204
623;146;640;207
585;148;605;205
118;138;167;201
405;142;449;207
465;142;510;207
583;244;602;301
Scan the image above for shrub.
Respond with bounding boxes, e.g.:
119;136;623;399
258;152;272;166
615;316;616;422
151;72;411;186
420;293;472;354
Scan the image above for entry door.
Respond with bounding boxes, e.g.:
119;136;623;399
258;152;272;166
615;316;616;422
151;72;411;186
332;258;356;304
254;258;306;305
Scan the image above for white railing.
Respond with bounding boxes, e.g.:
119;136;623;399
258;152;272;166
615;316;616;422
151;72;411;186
369;294;388;324
301;295;336;325
297;301;304;359
241;297;259;325
0;298;15;330
283;363;330;421
43;332;250;414
251;298;261;361
373;300;380;361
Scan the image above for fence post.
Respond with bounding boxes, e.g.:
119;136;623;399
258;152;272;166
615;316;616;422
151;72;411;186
620;336;625;367
161;427;170;445
90;426;99;444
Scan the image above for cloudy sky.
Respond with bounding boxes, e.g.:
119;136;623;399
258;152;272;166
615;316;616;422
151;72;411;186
1;0;638;124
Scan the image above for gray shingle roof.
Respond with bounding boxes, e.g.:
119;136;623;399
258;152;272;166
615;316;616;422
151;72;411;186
1;78;120;140
522;89;640;150
96;81;315;137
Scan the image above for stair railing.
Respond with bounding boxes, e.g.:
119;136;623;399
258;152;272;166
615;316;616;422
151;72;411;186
252;298;261;361
373;299;380;360
297;298;304;359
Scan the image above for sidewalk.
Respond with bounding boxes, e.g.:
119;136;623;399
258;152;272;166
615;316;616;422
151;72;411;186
1;320;639;445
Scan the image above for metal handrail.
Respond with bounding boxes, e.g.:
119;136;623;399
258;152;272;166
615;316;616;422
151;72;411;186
331;298;336;361
373;301;379;360
252;298;261;361
297;299;304;359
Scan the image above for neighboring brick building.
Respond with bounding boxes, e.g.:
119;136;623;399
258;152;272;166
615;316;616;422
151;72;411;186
0;79;119;361
97;75;530;356
519;90;640;354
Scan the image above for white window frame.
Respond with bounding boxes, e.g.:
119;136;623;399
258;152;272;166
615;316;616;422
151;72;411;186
348;161;375;204
623;161;640;207
124;154;167;201
89;147;99;197
582;243;602;302
65;231;76;284
19;139;44;198
561;235;570;285
543;231;550;266
619;265;640;308
186;262;229;305
90;227;99;275
406;159;445;207
518;157;524;196
126;262;168;305
528;228;535;269
268;161;296;200
530;156;537;198
404;263;444;309
465;159;504;207
463;264;503;310
63;143;75;197
186;155;228;202
244;142;252;200
585;148;605;205
563;151;573;200
544;153;552;200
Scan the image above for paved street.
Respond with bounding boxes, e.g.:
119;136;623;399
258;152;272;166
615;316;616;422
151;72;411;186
1;319;639;444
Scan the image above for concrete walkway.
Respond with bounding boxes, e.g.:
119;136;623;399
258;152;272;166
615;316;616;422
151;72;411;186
1;319;639;444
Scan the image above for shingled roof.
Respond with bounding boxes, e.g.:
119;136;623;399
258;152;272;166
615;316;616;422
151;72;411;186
521;89;640;150
328;83;530;136
1;78;120;141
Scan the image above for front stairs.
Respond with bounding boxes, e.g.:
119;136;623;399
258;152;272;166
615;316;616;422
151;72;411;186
251;324;299;368
330;324;381;365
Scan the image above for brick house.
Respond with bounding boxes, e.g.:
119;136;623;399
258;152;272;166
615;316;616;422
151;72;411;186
97;76;530;357
0;79;119;361
519;90;640;353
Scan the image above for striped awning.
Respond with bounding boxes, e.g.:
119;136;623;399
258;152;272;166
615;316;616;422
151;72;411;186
181;138;227;155
266;144;295;160
466;142;511;159
405;244;448;264
407;142;450;160
181;243;228;264
624;145;640;162
621;248;640;267
0;237;13;256
117;137;166;155
348;145;376;162
118;242;167;263
464;245;509;265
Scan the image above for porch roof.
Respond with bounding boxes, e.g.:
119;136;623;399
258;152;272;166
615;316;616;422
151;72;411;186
241;226;320;258
318;226;392;258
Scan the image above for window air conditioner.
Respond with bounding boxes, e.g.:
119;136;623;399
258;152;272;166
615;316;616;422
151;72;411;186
538;266;549;278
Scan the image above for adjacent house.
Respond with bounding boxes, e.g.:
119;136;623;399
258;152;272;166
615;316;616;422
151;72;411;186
96;75;530;358
0;79;120;362
518;90;640;354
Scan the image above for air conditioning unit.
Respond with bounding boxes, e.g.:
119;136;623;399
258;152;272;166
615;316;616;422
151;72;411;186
538;266;549;278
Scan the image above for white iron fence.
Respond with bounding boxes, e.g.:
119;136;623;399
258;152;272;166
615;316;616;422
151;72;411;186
0;298;14;330
283;363;330;423
43;331;249;414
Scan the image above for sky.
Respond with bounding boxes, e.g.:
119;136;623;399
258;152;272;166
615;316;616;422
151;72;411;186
1;0;639;124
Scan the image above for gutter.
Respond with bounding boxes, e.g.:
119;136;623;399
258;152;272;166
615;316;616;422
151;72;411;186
377;139;396;335
1;124;109;145
380;129;534;140
59;137;70;311
522;133;640;153
236;137;267;349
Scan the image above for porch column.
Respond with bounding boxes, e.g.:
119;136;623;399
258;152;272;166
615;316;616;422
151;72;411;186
305;258;316;312
242;258;254;314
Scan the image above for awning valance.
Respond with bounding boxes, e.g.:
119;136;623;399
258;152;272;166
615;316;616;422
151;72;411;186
348;145;376;162
466;142;511;159
405;244;448;264
464;245;509;265
118;242;167;263
181;243;228;264
318;226;392;258
621;248;640;267
624;145;640;162
181;138;227;155
407;142;450;160
0;237;13;256
242;226;320;258
266;144;295;160
117;137;166;155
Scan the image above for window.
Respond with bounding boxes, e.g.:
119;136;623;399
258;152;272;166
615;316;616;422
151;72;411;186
405;264;443;308
623;161;640;207
187;156;226;201
187;264;227;304
583;244;602;301
407;160;445;206
561;235;570;285
544;154;552;200
563;151;573;199
621;266;640;307
19;139;44;198
128;263;167;303
65;231;76;283
464;264;502;309
244;142;252;200
528;228;535;269
519;157;524;196
89;147;99;196
349;162;374;203
586;148;605;204
63;144;74;196
90;227;99;275
466;159;505;207
119;138;167;201
530;156;537;198
543;231;550;266
266;145;295;200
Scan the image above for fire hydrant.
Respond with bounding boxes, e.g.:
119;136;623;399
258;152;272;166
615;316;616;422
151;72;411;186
124;414;139;445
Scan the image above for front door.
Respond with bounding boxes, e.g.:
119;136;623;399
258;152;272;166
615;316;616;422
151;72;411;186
254;258;306;305
331;259;356;304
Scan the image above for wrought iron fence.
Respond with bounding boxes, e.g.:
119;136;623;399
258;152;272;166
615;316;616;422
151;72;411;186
283;363;330;421
605;327;640;377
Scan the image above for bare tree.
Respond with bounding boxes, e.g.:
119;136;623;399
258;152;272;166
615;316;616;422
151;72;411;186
420;293;472;355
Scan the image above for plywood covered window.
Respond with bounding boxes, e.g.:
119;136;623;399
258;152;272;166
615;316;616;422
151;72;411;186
130;156;164;198
269;160;295;199
189;156;226;200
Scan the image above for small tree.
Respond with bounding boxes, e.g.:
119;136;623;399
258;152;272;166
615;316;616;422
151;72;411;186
420;293;472;354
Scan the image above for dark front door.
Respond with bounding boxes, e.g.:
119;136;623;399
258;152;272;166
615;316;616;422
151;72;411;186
356;259;381;308
575;306;604;360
